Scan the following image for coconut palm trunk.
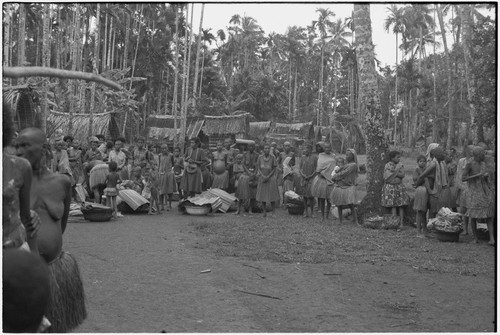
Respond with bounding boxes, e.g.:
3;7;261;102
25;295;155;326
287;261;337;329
437;4;454;148
354;4;389;216
192;3;204;103
40;4;51;133
172;5;180;144
89;3;101;138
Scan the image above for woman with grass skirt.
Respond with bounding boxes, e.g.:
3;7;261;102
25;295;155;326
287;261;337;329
256;144;280;217
16;127;86;333
381;150;410;227
462;146;495;245
311;142;336;221
182;138;208;198
329;149;359;225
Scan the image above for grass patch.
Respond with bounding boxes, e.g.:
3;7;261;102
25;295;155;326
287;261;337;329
190;213;494;277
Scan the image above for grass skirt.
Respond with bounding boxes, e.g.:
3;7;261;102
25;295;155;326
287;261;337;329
159;171;175;195
381;183;410;207
235;174;254;200
256;176;280;203
330;185;356;206
311;175;332;199
465;178;494;219
103;187;118;197
212;170;229;190
181;169;203;194
413;186;428;211
46;251;86;333
89;164;108;189
456;187;469;208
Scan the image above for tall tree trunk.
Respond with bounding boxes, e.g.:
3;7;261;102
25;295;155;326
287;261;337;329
354;4;389;216
172;5;180;145
102;6;108;72
393;32;398;146
107;17;113;70
40;4;51;133
192;4;204;103
123;12;130;70
89;3;101;138
69;5;81;134
198;50;205;98
288;58;292;120
293;65;298;121
180;4;192;150
164;67;170;115
318;46;324;126
437;4;454;148
17;3;26;69
4;5;11;86
460;4;478;145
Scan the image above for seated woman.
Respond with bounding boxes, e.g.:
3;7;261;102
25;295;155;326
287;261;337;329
16;127;87;333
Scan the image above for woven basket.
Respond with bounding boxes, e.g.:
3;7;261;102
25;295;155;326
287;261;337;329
363;214;400;230
434;230;462;242
81;205;113;222
287;205;305;215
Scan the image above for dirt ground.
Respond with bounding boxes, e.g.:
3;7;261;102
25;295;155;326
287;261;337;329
66;207;496;333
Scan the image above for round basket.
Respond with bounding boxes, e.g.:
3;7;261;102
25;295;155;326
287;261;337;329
287;206;305;215
81;206;113;222
434;229;462;242
185;206;210;216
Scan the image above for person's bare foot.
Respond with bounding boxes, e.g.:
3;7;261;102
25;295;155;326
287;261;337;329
488;240;495;246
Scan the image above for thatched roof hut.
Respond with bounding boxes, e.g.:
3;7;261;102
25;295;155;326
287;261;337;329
47;111;119;143
202;113;250;137
249;121;272;140
146;115;205;142
266;121;315;145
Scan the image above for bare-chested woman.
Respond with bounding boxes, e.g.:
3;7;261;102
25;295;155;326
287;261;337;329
16;127;87;333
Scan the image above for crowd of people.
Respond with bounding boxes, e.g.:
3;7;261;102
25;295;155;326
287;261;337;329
3;99;496;331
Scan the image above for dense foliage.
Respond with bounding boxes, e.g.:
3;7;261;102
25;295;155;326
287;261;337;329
2;3;495;146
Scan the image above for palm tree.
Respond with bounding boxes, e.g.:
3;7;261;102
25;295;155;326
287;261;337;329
312;8;334;126
437;4;454;148
89;3;100;137
384;4;406;145
354;3;389;216
192;3;204;103
40;3;51;133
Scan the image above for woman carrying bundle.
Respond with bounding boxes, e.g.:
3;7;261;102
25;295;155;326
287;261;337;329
330;149;359;225
182;137;209;198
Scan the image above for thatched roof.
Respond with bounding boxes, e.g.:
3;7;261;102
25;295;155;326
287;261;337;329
3;85;41;131
249;121;272;139
146;115;178;128
47;111;118;143
202;113;250;136
148;127;179;141
268;121;314;140
146;115;204;140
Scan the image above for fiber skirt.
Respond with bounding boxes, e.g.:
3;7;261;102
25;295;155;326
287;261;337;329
89;164;108;189
311;175;333;199
256;176;280;203
46;251;86;333
211;171;229;190
159;171;175;195
296;177;315;198
456;187;469;209
330;185;356;206
181;169;203;194
381;183;410;207
235;174;256;200
413;186;428;211
103;187;118;197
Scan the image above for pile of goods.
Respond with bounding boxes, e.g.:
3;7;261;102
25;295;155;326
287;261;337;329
284;191;305;215
80;202;113;222
178;188;237;215
427;207;463;233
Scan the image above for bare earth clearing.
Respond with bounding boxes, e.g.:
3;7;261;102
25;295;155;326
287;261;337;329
66;206;496;333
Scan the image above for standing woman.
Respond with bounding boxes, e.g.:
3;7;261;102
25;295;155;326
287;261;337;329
158;144;175;211
65;136;83;185
298;143;317;218
462;146;495;245
109;137;129;181
330;148;359;225
416;146;453;219
16;128;86;333
381;150;409;226
211;141;230;191
455;146;474;235
256;144;280;217
182;137;208;198
3;105;39;253
311;142;336;221
236;142;259;215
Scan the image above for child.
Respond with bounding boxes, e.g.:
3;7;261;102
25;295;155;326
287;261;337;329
173;146;184;199
330;149;359;225
143;168;160;215
462;146;495;245
412;155;429;237
233;154;245;215
331;156;346;184
456;146;473;235
104;161;122;218
158;144;175;211
282;149;296;202
381;150;409;227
